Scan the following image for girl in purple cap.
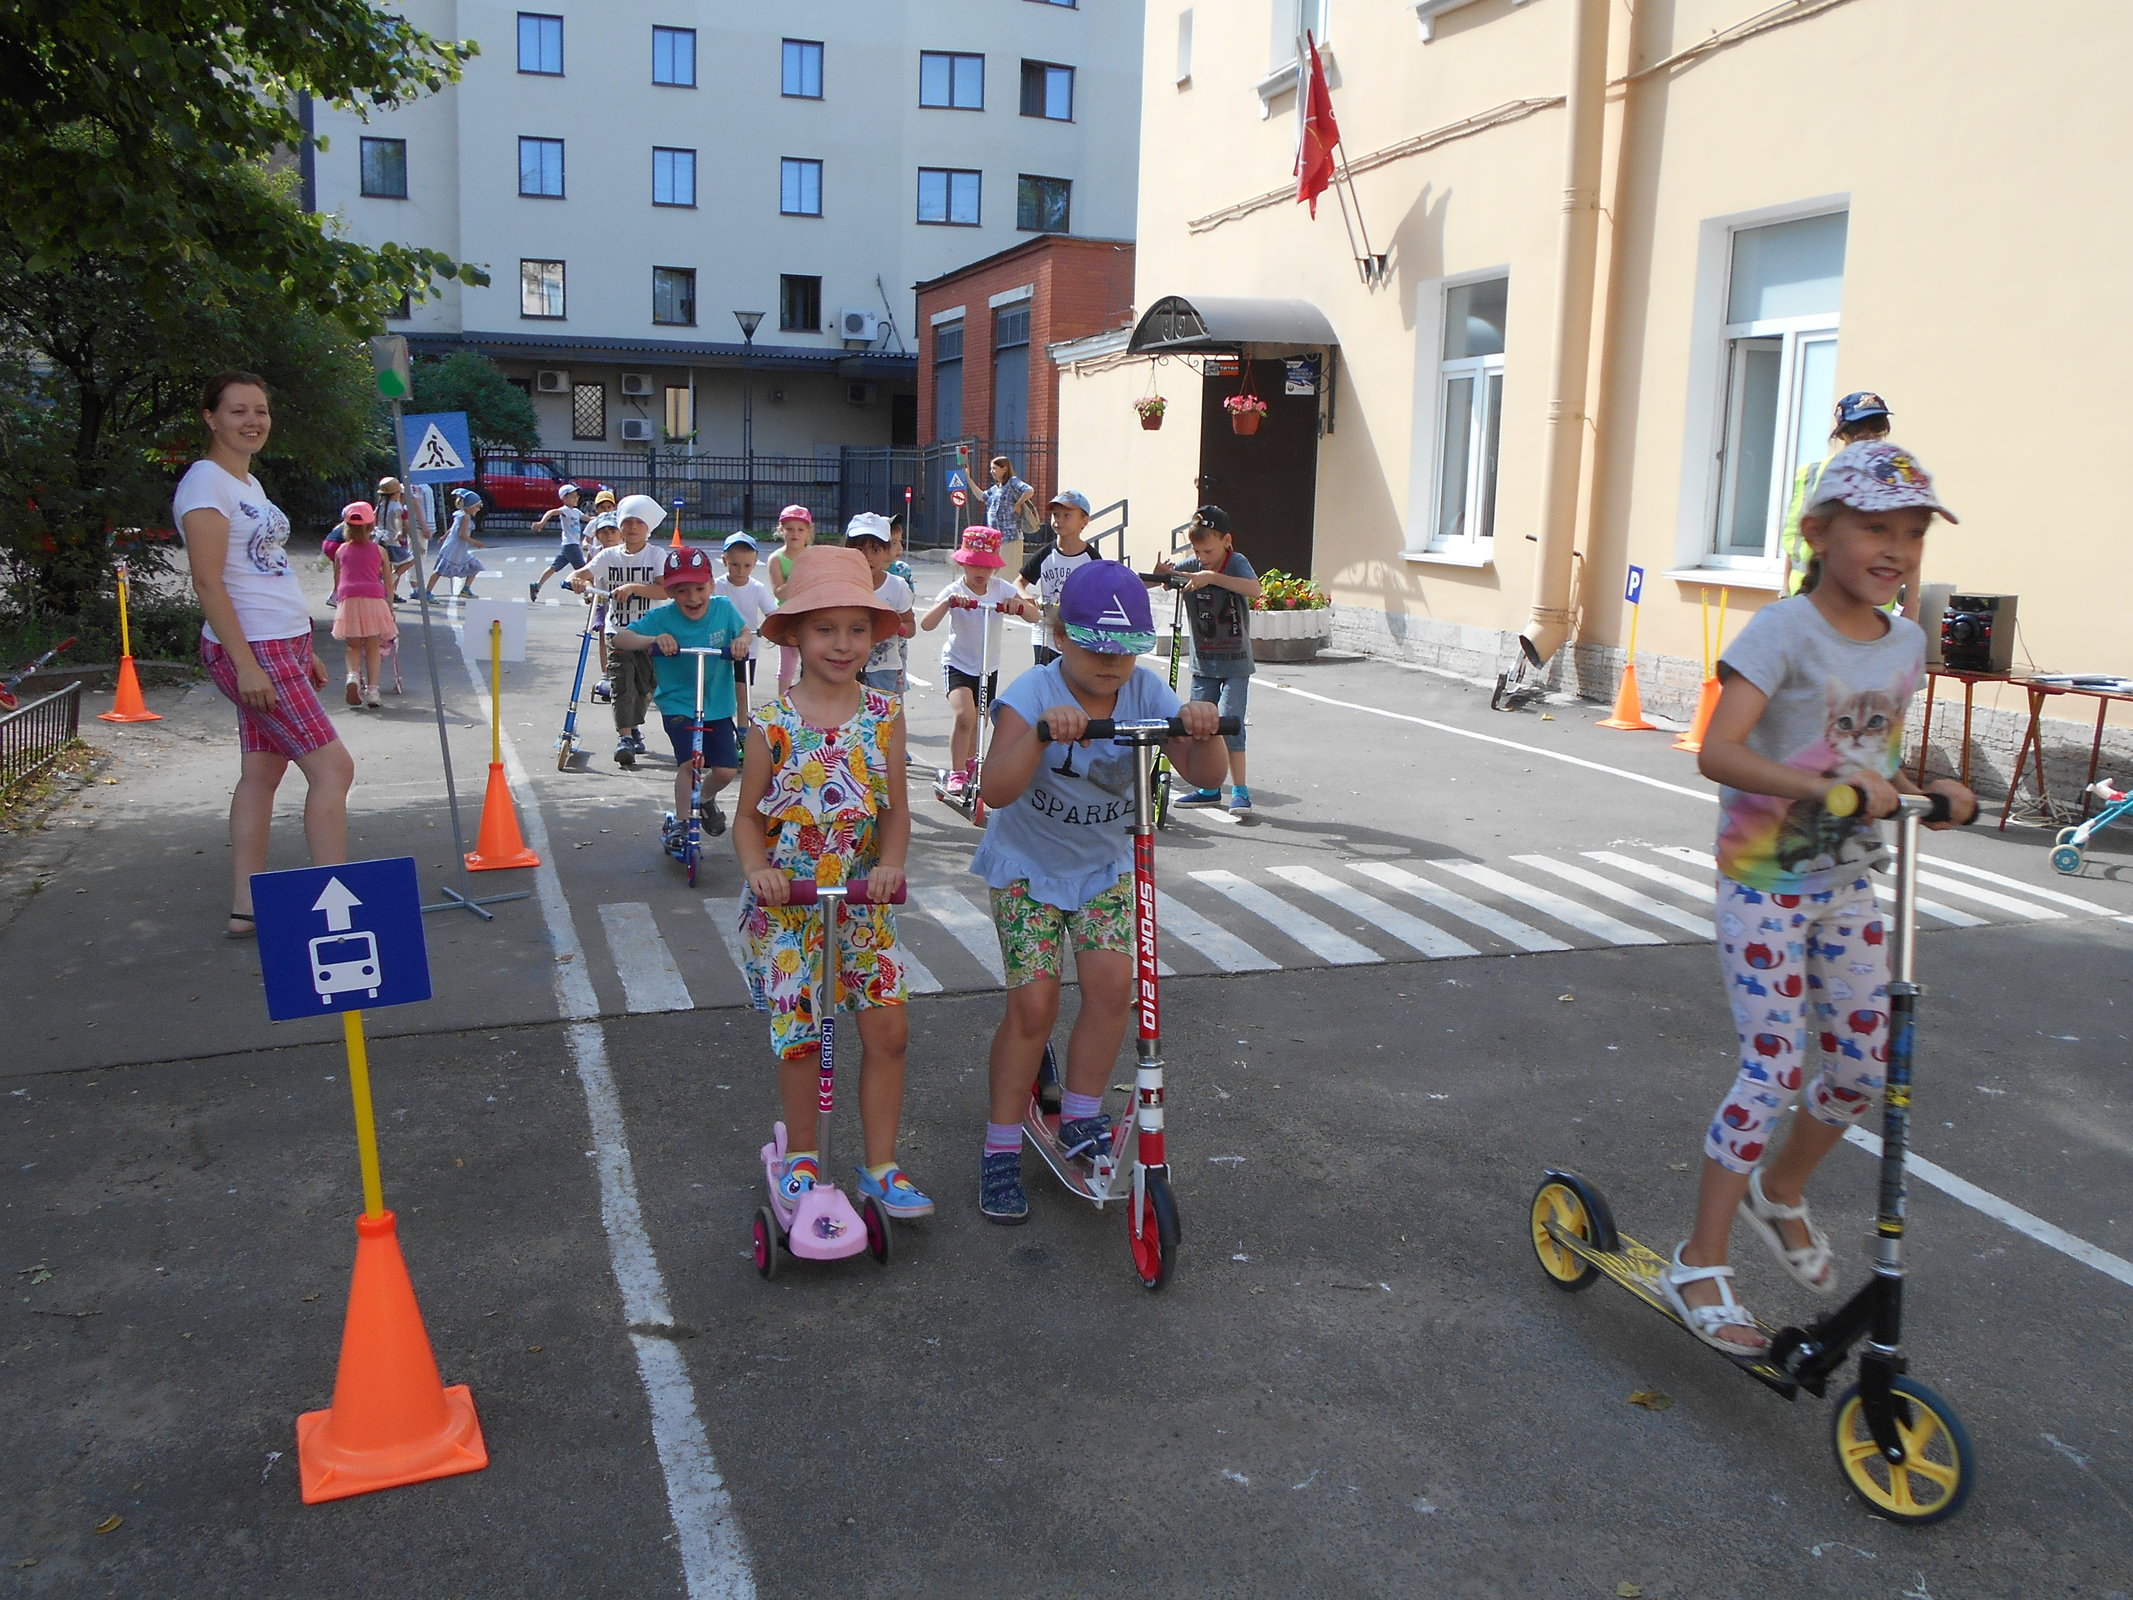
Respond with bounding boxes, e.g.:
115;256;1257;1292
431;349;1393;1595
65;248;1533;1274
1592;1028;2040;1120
965;561;1226;1224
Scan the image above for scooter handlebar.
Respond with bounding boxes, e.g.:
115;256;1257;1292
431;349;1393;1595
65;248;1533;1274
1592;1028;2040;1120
783;877;909;906
1140;571;1192;592
1036;715;1243;743
1825;783;1964;826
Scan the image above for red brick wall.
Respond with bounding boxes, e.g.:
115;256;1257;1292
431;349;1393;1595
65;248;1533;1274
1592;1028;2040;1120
917;237;1135;506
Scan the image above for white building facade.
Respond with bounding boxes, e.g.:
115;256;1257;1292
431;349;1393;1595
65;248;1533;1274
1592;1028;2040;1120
308;0;1143;469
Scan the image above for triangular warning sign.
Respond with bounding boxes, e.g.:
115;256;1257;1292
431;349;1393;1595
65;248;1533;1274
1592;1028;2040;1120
408;424;466;474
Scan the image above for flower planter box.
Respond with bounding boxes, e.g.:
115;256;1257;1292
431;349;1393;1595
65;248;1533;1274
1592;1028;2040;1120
1139;413;1164;431
1249;606;1333;663
1229;411;1263;436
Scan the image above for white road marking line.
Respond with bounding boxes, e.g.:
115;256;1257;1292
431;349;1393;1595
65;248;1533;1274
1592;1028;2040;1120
1262;682;1716;803
1511;856;1716;938
461;641;754;1600
1269;864;1479;958
1427;859;1666;946
1581;850;1713;902
597;903;696;1014
1189;870;1381;965
913;886;1005;985
1649;845;1988;928
1913;869;2068;920
1348;861;1570;953
1919;854;2118;914
1154;889;1279;972
1843;1127;2133;1292
705;896;944;996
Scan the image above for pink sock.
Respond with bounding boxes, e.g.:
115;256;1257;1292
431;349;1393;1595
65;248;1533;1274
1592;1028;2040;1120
1060;1091;1103;1121
984;1122;1022;1155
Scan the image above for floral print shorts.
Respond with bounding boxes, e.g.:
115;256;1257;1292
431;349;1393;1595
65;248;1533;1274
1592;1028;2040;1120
989;873;1134;989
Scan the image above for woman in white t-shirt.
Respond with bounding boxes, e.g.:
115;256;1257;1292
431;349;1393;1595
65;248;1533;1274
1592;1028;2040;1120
174;372;353;938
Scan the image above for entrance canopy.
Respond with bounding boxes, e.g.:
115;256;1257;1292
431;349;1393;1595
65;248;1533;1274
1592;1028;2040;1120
1127;295;1337;355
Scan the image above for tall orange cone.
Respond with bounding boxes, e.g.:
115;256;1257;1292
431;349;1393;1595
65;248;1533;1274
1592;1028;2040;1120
465;618;540;870
98;563;161;723
1599;582;1656;732
297;1210;488;1504
1673;586;1725;753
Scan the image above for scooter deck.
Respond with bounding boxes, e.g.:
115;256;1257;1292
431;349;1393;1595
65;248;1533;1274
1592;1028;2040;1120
1021;1101;1136;1207
1543;1220;1799;1395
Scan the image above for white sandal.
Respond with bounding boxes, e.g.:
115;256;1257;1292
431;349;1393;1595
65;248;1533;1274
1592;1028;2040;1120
1660;1245;1769;1354
1738;1169;1839;1294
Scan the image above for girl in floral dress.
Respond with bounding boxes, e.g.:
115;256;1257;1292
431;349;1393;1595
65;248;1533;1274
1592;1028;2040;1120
732;546;934;1220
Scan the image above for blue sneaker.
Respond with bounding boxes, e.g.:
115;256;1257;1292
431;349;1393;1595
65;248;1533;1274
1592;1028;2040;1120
980;1150;1029;1225
1227;786;1253;814
778;1154;818;1202
1175;787;1223;807
857;1164;935;1219
1056;1113;1115;1162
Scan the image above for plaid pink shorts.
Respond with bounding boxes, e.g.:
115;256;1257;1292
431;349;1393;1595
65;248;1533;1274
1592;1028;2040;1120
201;632;340;759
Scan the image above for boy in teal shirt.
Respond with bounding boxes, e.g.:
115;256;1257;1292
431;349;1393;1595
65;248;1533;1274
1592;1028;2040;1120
613;546;754;842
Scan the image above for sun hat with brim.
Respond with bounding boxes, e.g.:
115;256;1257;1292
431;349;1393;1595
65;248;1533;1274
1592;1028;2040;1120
1808;440;1958;524
615;493;667;531
952;526;1006;568
759;547;902;646
845;512;893;544
1059;561;1156;656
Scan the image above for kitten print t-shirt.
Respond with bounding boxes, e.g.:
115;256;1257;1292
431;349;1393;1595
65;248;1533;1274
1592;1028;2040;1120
1714;595;1925;894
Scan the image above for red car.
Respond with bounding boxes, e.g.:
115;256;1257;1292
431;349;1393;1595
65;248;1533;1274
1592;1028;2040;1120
473;454;570;516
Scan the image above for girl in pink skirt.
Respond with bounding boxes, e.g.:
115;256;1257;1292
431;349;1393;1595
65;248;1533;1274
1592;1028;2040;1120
329;502;398;707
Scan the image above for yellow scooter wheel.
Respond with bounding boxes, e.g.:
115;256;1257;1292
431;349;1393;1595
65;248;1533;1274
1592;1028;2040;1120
1530;1176;1604;1291
1832;1376;1975;1524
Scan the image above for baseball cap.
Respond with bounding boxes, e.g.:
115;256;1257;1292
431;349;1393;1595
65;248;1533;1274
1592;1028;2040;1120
453;489;482;508
1836;391;1892;426
777;504;813;525
587;511;622;537
1060;561;1156;656
722;531;759;552
615;493;667;530
558;482;581;498
952;526;1005;568
1808;441;1958;524
1050;489;1092;515
593;488;616;506
339;501;376;525
662;546;714;587
845;512;893;544
1190;505;1231;536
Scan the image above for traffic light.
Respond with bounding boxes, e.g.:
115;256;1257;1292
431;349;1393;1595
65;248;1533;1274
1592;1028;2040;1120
369;335;413;403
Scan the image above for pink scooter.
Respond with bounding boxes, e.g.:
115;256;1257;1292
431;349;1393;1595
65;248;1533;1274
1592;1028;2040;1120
752;875;906;1278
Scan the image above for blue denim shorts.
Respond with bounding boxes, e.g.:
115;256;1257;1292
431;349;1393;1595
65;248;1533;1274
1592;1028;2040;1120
1189;672;1249;751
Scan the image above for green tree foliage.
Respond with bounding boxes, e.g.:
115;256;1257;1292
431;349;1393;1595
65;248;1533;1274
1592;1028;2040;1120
410;353;541;454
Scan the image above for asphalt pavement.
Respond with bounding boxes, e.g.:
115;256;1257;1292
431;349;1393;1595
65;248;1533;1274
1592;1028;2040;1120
6;535;2130;1598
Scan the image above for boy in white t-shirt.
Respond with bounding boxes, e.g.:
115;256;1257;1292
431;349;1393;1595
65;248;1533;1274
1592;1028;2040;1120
529;482;588;601
571;496;667;766
919;526;1037;794
1017;488;1098;668
846;513;916;697
715;532;777;691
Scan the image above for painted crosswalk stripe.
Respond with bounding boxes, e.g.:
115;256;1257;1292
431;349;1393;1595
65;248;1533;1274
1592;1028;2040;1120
705;897;944;995
1919;854;2114;914
914;886;1006;985
1653;845;1987;928
1511;855;1716;938
1582;850;1714;902
1348;861;1570;953
1913;870;2066;920
1153;890;1278;972
598;903;695;1013
1269;864;1478;958
1189;870;1381;965
1427;859;1665;946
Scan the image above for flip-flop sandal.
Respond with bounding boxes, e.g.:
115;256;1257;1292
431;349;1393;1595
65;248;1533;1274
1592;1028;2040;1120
225;911;257;940
1738;1169;1839;1294
1659;1245;1770;1355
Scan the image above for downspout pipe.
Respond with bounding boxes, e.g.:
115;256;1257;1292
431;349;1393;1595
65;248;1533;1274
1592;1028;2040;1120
1519;0;1610;667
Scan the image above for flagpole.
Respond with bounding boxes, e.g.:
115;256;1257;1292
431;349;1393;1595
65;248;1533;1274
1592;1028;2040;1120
1295;32;1386;288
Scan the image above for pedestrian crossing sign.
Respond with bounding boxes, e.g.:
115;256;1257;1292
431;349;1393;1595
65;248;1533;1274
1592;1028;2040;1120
400;411;476;484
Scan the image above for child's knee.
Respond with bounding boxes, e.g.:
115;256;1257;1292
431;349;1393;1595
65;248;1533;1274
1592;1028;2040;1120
1003;980;1061;1036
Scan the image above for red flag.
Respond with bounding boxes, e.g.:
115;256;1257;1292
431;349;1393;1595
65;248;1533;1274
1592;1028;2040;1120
1294;32;1339;218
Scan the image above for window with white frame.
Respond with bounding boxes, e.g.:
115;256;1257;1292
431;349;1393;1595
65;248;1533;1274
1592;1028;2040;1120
1710;211;1846;566
1429;276;1506;552
1271;0;1330;63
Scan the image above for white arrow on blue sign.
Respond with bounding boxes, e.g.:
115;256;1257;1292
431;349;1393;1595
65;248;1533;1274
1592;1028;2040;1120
251;857;433;1021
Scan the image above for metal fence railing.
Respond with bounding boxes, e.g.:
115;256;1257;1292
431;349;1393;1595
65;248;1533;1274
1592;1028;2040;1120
0;681;83;797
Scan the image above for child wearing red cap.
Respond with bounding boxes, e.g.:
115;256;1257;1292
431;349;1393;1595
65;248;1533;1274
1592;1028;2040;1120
612;546;753;843
919;526;1037;794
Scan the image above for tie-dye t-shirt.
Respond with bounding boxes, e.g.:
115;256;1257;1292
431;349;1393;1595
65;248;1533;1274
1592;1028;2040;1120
1714;595;1925;894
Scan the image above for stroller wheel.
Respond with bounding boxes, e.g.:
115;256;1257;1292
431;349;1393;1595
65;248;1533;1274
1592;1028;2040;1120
2050;844;2084;876
2055;826;2080;847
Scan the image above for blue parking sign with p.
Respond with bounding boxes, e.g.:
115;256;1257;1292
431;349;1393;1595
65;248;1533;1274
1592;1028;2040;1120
1624;565;1645;606
251;857;433;1022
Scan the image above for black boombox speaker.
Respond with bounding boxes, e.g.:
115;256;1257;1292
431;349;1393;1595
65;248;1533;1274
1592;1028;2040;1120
1940;594;2016;674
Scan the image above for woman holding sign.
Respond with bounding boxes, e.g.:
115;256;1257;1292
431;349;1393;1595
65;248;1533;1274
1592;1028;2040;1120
174;372;353;938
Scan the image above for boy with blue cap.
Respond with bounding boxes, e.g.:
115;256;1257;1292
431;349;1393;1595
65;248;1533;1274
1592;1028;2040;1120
968;561;1228;1223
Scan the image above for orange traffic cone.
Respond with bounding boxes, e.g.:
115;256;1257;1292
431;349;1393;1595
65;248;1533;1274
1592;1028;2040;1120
296;1210;487;1504
1598;664;1657;731
97;656;161;723
465;762;541;870
1673;676;1720;752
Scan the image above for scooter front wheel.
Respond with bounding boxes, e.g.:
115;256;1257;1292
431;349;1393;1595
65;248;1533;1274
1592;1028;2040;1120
1831;1375;1975;1524
556;738;576;772
752;1207;781;1281
1130;1171;1180;1290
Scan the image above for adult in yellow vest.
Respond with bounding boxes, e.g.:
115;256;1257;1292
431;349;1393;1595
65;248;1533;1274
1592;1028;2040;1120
1779;391;1893;596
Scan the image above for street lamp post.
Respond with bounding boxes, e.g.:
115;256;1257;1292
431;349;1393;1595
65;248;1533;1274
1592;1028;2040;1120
733;309;765;533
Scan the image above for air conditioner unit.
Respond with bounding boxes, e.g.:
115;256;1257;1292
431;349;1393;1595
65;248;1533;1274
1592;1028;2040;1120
619;372;654;397
535;369;571;393
839;308;881;344
619;418;656;443
845;382;879;408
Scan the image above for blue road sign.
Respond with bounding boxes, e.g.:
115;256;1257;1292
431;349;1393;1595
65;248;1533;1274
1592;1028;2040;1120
399;411;477;485
945;468;968;494
1624;564;1645;606
251;857;433;1021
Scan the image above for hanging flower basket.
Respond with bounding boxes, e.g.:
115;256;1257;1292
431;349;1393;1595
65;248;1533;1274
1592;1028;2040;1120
1134;395;1168;431
1224;392;1269;436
